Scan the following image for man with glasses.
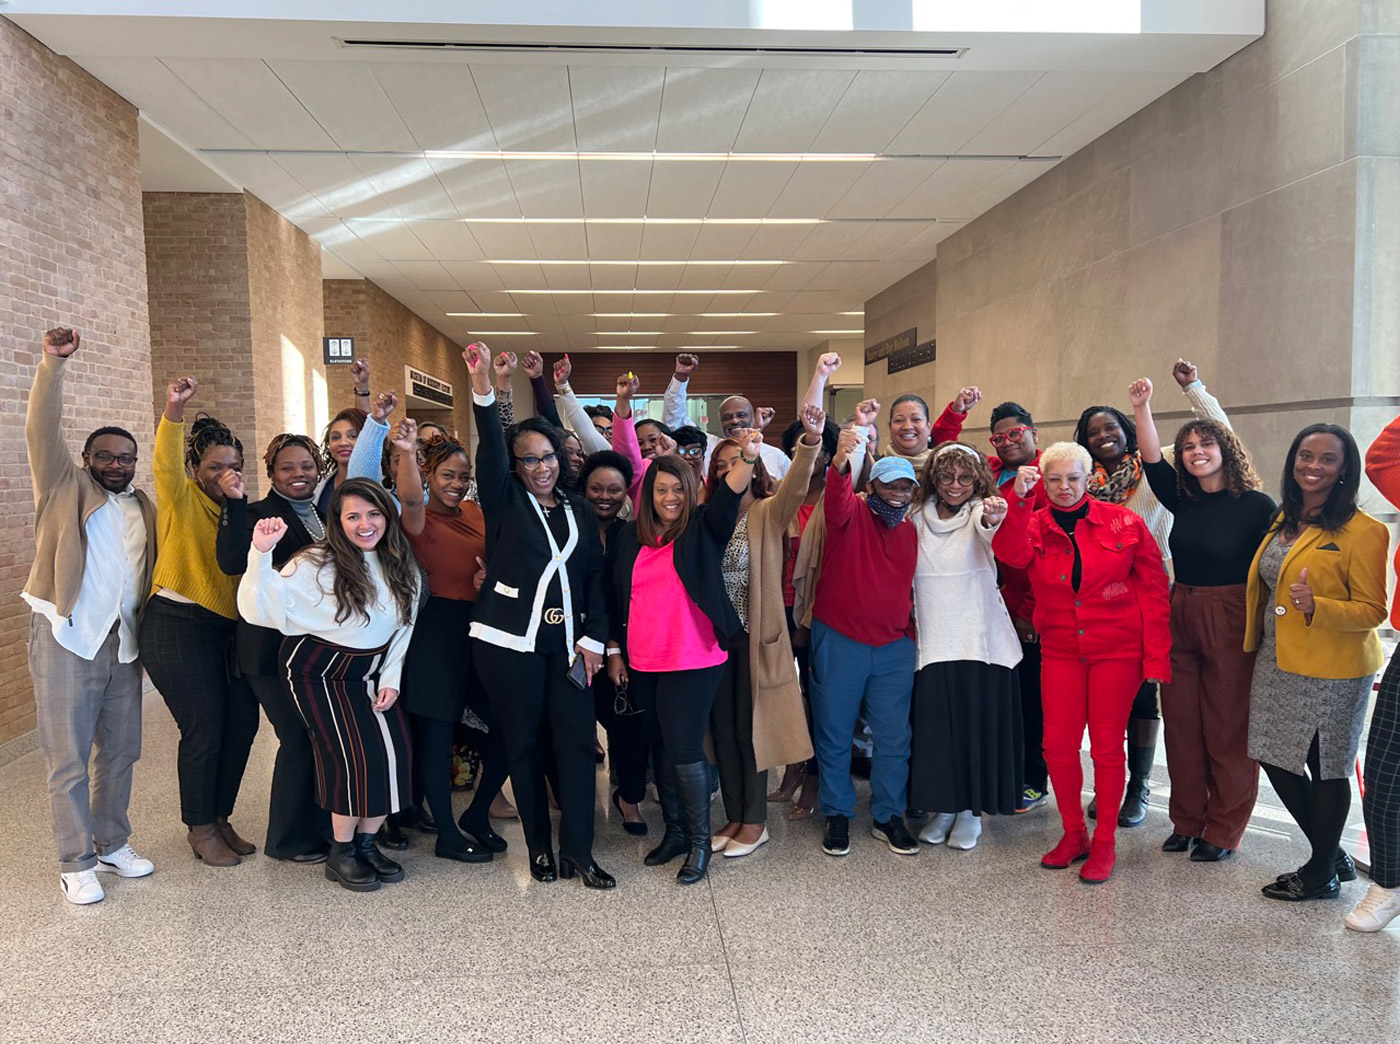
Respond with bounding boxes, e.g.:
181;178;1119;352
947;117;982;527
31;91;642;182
661;353;792;480
671;426;709;483
22;328;158;905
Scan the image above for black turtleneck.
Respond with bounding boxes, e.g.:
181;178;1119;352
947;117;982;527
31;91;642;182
1051;498;1091;591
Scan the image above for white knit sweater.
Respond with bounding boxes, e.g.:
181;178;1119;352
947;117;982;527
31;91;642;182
911;499;1022;671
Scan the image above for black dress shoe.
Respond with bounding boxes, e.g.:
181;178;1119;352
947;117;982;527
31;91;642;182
404;802;436;833
286;846;329;864
1190;841;1234;862
1275;850;1358;884
560;855;617;889
530;851;557;883
354;833;405;883
1162;833;1199;853
376;816;409;850
612;790;648;837
1261;873;1340;902
434;839;493;864
457;811;509;853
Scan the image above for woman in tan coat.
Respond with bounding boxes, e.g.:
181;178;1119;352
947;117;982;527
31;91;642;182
708;402;825;857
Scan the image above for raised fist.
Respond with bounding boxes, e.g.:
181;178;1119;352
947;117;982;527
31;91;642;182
1172;359;1199;387
800;402;827;438
371;391;398;424
553;355;572;386
1014;465;1041;498
216;468;246;502
390;418;418;454
755;406;776;431
854;398;880;427
981;495;1008;528
42;328;80;358
816;352;841;378
674;353;700;379
1128;378;1153;408
522;350;544;379
167;377;198;407
953;386;982;414
252;516;288;553
463;343;487;374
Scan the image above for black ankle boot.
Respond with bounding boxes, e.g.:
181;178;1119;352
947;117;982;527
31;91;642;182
673;761;712;885
355;833;405;882
559;855;617;889
325;839;380;892
644;764;689;866
376;814;409;850
1118;718;1159;828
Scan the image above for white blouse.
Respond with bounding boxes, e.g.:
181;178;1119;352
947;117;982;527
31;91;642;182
236;544;419;692
911;499;1022;672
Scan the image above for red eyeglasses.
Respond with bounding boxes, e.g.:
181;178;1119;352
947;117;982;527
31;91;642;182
989;426;1033;447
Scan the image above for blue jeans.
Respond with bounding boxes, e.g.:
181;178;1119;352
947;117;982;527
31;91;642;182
809;620;915;822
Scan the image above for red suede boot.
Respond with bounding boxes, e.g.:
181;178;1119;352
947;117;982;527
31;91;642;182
1041;829;1091;869
1080;835;1116;883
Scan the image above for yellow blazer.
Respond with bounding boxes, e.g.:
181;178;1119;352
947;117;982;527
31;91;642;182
1243;511;1389;679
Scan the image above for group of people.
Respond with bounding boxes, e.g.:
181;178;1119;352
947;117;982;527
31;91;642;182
22;327;1400;935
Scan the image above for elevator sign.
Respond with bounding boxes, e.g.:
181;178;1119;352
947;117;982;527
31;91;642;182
323;337;355;365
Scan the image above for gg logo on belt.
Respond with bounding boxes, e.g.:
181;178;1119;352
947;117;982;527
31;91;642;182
543;608;565;625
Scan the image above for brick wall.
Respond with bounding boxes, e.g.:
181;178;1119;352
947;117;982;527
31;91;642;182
323;279;467;442
0;19;153;745
144;191;326;501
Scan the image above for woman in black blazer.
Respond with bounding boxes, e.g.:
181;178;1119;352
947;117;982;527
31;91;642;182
605;433;761;884
463;344;612;890
215;433;330;864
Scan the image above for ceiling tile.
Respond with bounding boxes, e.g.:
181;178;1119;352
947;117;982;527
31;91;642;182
429;157;521;218
373;64;499;152
161;57;337;150
655;68;761;152
884;159;1019;219
733;69;856;152
527;223;590;258
272;152;395;219
825;160;942;218
471;64;578;151
961;72;1139;155
392;260;460;292
810;70;952;152
501;159;585;218
768;163;872;218
343;220;434;261
587;224;647;259
568;66;665;151
886;72;1042;155
644;162;724;218
266;60;417;152
79;56;254;149
707;162;799;217
408;221;486;261
579;160;654;218
348;155;459;220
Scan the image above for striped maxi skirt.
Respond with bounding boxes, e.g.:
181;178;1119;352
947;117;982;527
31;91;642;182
280;634;413;819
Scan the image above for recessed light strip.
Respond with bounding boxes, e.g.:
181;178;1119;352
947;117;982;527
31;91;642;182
506;289;764;295
486;259;786;266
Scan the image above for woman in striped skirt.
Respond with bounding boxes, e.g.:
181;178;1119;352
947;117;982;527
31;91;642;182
237;478;421;892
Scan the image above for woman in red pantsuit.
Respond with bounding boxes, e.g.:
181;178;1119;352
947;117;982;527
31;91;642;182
993;442;1171;883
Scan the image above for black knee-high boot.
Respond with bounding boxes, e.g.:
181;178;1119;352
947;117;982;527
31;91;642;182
1118;718;1159;827
645;758;689;866
674;761;712;885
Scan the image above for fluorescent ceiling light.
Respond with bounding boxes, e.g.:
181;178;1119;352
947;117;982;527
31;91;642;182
840;311;865;316
426;150;877;163
445;312;525;317
591;312;779;317
595;331;759;336
809;330;864;335
596;345;742;351
486;259;785;266
464;330;537;335
462;217;825;225
508;289;763;295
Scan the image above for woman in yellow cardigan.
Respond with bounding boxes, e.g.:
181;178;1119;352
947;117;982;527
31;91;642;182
137;377;259;868
1245;423;1388;902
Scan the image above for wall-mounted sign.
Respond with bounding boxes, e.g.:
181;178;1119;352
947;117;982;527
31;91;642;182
887;338;936;374
404;365;454;409
323;337;355;365
864;328;916;366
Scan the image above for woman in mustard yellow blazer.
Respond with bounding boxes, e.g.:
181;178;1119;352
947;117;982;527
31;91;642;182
1245;424;1388;903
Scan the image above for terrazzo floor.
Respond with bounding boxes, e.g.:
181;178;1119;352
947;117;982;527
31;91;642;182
2;690;1398;1044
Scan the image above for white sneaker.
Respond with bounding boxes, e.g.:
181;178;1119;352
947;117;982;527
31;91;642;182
918;812;956;845
95;844;155;878
1345;882;1400;933
60;869;105;905
947;810;982;850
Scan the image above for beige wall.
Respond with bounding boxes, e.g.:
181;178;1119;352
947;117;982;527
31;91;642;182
145;191;326;500
864;0;1399;514
0;19;153;746
323;279;470;444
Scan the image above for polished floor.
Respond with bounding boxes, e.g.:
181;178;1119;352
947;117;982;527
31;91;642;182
2;691;1398;1044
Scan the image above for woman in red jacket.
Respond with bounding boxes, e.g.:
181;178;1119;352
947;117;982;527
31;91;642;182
993;441;1171;883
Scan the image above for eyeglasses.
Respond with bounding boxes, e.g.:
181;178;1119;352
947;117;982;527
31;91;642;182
514;452;559;471
989;426;1033;447
677;446;704;458
595;426;614;439
91;451;137;466
937;474;975;487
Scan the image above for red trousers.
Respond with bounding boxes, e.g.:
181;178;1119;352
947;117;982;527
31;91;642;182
1161;584;1259;849
1041;656;1143;840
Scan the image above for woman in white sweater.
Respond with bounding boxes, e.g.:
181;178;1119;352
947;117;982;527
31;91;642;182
237;478;421;893
909;443;1022;851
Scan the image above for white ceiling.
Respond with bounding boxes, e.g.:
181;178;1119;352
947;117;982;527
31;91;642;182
7;4;1263;354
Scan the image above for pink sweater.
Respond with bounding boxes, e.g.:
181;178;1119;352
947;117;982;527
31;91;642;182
627;543;726;672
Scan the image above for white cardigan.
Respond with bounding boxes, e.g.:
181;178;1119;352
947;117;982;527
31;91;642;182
911;499;1022;672
236;544;419;691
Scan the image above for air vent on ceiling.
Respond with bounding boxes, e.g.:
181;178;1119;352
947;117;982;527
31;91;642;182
338;39;968;59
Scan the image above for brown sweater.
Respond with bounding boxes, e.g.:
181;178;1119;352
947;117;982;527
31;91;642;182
24;353;157;618
743;437;820;772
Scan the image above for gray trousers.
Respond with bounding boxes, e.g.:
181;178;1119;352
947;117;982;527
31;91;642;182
29;615;144;872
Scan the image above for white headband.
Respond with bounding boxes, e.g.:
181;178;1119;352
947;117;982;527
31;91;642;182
932;443;982;464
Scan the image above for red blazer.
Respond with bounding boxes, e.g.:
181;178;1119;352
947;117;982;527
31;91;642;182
1365;414;1400;630
992;493;1172;680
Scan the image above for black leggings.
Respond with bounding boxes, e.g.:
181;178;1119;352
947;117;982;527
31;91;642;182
1130;679;1160;721
473;640;597;862
1261;734;1351;887
711;637;766;824
630;664;726;768
139;597;259;827
595;674;651;805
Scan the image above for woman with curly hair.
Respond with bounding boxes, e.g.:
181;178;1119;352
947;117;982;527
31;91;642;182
1132;379;1275;862
138;376;260;867
216;432;331;864
238;479;422;893
907;443;1021;851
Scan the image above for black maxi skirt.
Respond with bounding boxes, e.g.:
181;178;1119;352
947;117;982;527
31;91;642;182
281;634;413;819
908;659;1023;816
400;595;475;723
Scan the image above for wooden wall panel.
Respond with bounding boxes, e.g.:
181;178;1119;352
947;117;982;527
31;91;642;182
542;352;798;446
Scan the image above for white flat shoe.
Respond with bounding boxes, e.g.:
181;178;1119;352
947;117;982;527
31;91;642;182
711;834;733;853
947;811;982;850
918;812;956;845
723;828;770;858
